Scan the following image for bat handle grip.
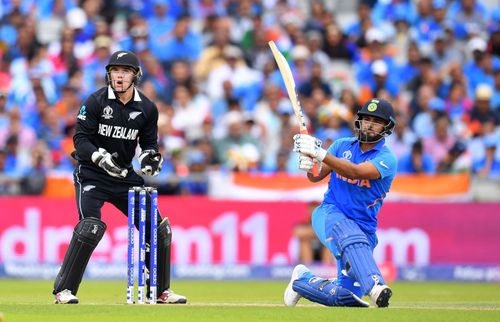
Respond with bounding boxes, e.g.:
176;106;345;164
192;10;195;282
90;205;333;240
299;129;320;176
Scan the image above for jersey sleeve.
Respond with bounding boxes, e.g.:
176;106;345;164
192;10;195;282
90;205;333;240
139;103;159;152
73;95;100;161
369;149;398;179
326;138;342;156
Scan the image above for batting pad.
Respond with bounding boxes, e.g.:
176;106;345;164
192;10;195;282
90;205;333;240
156;217;172;292
331;218;385;295
53;217;106;295
292;277;369;307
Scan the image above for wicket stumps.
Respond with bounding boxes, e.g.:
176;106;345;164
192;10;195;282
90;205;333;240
127;186;158;304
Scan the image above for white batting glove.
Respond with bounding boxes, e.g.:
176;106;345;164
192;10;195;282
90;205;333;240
293;134;328;162
91;148;128;178
298;154;322;173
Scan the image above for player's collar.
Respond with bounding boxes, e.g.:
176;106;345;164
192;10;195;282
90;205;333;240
356;138;386;152
107;86;142;102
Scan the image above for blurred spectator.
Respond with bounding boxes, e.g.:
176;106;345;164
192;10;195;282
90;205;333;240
170;85;210;142
294;201;333;265
180;149;209;195
464;37;493;93
20;141;50;195
447;0;488;39
206;45;262;110
423;114;456;165
213;111;260;171
156;14;203;66
385;113;417;159
468;119;500;177
298;61;332;98
0;148;19;194
0;92;8;128
398;140;436;174
492;62;500;111
466;84;499;137
159;59;191;104
322;24;355;62
359;59;400;102
344;2;373;45
146;1;176;66
428;31;462;71
253;84;288;171
437;141;472;173
411;86;439;137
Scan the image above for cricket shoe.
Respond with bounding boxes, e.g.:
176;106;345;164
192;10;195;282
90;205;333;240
369;284;392;308
157;289;187;304
54;289;79;304
284;264;310;307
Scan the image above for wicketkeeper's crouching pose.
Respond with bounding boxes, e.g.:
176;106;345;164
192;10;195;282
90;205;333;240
53;50;186;304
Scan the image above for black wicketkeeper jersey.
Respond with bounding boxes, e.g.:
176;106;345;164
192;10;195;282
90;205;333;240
73;86;159;169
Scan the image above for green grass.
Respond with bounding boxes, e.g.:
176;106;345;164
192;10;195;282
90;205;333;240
0;280;499;322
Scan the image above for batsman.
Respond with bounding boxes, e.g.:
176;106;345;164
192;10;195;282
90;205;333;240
285;98;397;308
53;50;187;304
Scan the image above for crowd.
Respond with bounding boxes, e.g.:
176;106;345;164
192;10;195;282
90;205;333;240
0;0;498;195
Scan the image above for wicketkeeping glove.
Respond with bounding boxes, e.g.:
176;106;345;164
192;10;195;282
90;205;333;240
293;134;328;162
91;148;128;178
138;149;163;176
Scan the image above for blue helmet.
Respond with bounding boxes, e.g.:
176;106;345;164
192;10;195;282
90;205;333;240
354;98;396;143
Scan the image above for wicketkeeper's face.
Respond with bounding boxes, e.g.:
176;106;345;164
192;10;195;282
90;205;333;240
109;66;135;92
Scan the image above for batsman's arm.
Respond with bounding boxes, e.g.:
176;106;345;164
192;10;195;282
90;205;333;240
307;163;332;182
322;155;381;180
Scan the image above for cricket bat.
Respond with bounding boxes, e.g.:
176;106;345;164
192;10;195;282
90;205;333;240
268;40;319;176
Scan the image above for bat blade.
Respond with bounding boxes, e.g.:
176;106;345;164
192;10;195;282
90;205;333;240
268;41;308;133
268;40;319;176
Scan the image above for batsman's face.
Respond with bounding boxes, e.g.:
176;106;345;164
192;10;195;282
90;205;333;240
109;66;135;91
360;116;386;138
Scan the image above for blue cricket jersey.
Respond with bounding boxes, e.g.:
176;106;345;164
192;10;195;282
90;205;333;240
323;137;397;233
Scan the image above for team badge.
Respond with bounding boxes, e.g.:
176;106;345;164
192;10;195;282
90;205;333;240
102;105;114;119
128;111;142;121
342;150;352;160
367;102;378;112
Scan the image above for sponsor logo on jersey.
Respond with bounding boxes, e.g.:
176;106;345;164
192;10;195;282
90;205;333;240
101;105;113;119
98;123;138;140
336;173;371;188
77;105;87;121
128;111;142;121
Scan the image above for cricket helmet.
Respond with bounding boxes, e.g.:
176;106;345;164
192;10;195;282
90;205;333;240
105;50;142;84
354;98;396;143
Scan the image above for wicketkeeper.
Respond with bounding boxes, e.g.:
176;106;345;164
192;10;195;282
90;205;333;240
53;50;187;304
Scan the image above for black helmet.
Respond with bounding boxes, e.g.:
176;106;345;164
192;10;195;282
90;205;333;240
105;50;142;84
354;98;396;143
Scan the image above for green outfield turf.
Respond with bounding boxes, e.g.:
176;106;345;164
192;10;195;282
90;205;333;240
0;280;499;322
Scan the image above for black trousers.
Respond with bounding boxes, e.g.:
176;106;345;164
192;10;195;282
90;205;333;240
73;163;162;241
